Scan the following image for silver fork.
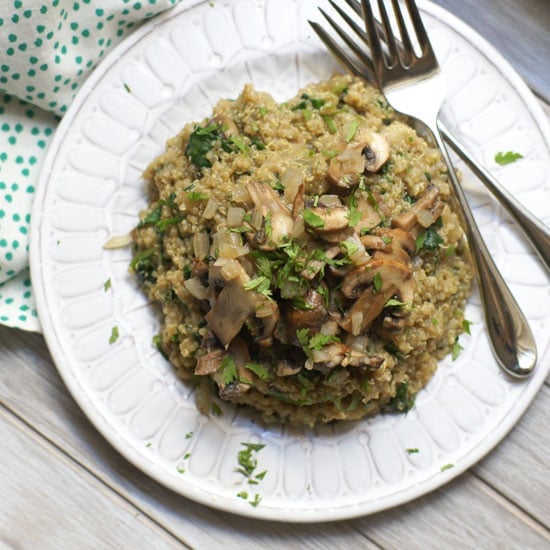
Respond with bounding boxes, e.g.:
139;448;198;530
312;0;550;273
310;0;537;378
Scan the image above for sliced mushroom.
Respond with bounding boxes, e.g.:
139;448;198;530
326;130;390;194
213;114;239;137
361;132;390;172
195;348;226;375
285;289;328;344
304;205;350;233
213;337;252;400
340;258;415;335
205;277;257;347
362;228;415;264
246;182;294;250
354;197;383;234
392;185;443;231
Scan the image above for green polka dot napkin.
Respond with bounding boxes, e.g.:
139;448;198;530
0;0;182;332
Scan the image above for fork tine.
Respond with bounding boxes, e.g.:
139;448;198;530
390;0;414;61
309;20;371;80
376;0;399;66
404;0;433;57
343;0;362;17
323;3;375;76
361;0;385;71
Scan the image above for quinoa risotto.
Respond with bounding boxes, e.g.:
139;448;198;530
131;74;474;427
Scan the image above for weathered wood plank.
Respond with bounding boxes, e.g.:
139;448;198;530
0;326;376;549
0;406;180;550
473;385;550;527
354;472;549;549
431;0;550;101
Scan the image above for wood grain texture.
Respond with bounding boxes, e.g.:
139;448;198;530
431;0;550;101
1;322;549;548
0;406;180;550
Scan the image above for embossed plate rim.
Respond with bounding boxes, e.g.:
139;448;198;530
31;0;550;521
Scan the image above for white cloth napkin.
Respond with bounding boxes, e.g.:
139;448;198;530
0;0;182;331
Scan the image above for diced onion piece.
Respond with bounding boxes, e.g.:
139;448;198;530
416;209;436;228
290;216;307;242
351;311;364;336
344;235;369;265
227;207;245;227
184;277;210;300
217;243;249;259
228;231;243;247
203;198;219;219
319;320;339;336
281;167;303;204
220;259;243;281
232;186;250;204
348;335;370;353
193;232;210;260
103;234;133;249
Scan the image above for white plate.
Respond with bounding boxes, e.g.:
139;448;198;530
31;0;550;522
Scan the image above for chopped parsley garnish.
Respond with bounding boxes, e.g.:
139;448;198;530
451;337;463;361
220;355;237;384
424;171;432;182
243;276;272;299
346;120;360;143
322;115;337;133
244;362;270;380
250;136;266;150
185;123;221;168
386;381;415;413
235;442;266;479
186;191;209;201
103;278;112;292
385;298;406;307
249;493;262;507
462;319;473;335
406;448;420;454
302;209;325;229
440;463;454;472
373;272;383;293
211;402;223;416
109;326;119;345
309;333;340;351
230;134;248;154
347;192;361;227
237;491;248;499
185;431;193;439
341;239;359;257
495;151;523;165
416;224;444;253
123;83;131;93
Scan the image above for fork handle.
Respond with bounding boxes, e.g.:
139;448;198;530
439;121;550;272
427;123;537;378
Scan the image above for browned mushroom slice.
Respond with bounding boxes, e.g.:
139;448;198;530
248;299;280;347
326;130;391;194
354;197;383;234
340;258;414;335
326;148;365;194
195;348;226;375
285;289;328;345
205;278;257;347
392;185;443;231
213;337;253;400
246;182;294;250
365;228;416;264
356;129;391;172
303;205;350;233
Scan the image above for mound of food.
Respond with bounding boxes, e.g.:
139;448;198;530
131;74;473;426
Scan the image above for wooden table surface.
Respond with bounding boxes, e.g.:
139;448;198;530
1;1;549;548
